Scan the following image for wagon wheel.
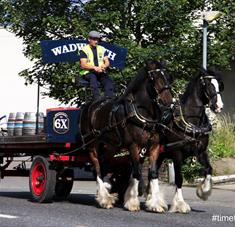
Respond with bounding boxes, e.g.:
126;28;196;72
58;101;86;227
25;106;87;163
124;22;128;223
55;168;74;200
29;156;56;203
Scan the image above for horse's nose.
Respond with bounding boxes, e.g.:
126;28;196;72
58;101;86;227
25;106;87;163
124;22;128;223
215;106;223;113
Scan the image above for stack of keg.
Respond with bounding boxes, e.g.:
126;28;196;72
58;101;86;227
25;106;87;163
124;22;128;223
7;112;44;136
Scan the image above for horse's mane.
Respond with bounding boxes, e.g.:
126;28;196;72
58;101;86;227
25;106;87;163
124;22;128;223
121;67;148;98
181;71;201;104
181;67;222;104
121;60;165;98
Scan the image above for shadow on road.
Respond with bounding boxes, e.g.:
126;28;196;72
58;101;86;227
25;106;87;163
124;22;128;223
67;194;95;206
0;191;207;213
0;191;31;200
0;191;97;206
190;207;206;213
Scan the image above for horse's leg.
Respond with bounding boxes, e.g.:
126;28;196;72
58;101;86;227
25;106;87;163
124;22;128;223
124;144;141;211
89;147;117;209
170;154;191;213
145;145;167;212
196;150;213;201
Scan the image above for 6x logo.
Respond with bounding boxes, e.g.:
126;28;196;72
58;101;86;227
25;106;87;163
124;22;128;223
53;112;69;134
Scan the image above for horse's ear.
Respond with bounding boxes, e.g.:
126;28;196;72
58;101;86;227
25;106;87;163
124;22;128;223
145;59;155;70
200;67;207;76
160;60;167;67
207;65;223;77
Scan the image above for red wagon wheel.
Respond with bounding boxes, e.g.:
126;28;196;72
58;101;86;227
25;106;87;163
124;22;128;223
31;162;46;196
29;156;56;203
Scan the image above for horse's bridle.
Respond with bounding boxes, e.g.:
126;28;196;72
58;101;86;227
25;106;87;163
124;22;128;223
200;75;221;101
172;75;217;138
147;68;172;101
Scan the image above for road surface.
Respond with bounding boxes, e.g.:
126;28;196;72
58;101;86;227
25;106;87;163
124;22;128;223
0;177;235;227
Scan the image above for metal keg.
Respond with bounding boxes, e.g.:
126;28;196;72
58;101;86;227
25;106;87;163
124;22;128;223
7;112;16;136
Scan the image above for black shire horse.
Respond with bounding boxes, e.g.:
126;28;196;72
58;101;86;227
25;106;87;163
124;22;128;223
155;68;224;213
79;60;173;211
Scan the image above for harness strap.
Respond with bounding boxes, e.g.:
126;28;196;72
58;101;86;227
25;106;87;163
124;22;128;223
124;99;160;130
158;85;171;94
173;101;212;137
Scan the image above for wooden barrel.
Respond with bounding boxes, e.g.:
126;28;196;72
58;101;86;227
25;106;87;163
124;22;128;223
23;112;44;135
23;112;36;135
14;112;25;136
7;112;16;136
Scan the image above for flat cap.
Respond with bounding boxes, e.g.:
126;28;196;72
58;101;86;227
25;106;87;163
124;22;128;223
88;30;101;39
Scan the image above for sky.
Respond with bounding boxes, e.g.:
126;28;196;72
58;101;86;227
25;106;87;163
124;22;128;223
0;28;61;122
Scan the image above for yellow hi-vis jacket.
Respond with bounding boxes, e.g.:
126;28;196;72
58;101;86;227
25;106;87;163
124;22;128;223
79;44;105;76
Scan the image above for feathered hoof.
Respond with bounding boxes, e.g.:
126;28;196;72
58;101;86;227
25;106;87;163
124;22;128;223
124;198;140;212
96;193;117;209
146;204;167;213
103;182;112;190
169;201;191;213
196;183;212;201
145;198;168;213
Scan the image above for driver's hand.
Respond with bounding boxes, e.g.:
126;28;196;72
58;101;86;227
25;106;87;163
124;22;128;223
100;65;106;71
93;66;103;73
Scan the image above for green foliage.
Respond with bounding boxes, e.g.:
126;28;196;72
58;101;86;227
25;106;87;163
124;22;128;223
208;0;235;65
0;0;234;103
209;114;235;159
181;157;203;183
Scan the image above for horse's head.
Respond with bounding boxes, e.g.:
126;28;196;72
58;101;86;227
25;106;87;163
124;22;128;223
200;68;224;113
145;60;173;105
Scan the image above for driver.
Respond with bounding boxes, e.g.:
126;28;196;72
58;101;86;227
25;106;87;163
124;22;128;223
79;31;115;100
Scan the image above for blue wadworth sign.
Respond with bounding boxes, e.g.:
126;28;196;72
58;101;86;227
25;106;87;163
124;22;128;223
40;39;128;70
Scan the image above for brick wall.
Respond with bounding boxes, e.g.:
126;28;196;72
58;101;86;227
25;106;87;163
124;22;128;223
142;160;169;184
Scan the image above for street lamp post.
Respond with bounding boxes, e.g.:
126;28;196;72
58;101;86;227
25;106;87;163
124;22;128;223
36;76;40;135
202;20;208;69
202;11;223;70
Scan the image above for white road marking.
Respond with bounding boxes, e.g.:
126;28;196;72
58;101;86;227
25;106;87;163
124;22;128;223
0;214;18;219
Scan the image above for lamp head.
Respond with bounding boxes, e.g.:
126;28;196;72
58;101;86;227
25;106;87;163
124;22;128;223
202;11;223;23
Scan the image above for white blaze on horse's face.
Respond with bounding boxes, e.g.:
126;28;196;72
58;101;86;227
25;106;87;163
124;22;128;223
211;79;223;113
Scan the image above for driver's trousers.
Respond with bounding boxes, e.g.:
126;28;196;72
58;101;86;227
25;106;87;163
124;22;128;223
84;72;114;99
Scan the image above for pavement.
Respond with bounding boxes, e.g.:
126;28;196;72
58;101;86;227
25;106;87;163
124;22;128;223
213;183;235;191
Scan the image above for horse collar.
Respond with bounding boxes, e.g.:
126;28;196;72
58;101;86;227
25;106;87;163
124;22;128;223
123;99;159;131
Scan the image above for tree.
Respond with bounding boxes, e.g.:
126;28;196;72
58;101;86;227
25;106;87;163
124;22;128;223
206;0;235;68
0;0;234;103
